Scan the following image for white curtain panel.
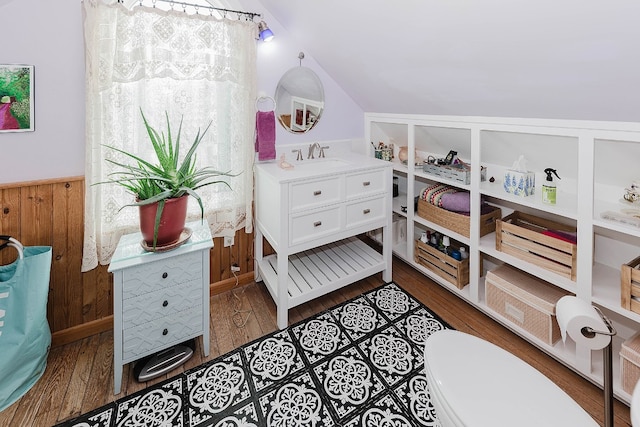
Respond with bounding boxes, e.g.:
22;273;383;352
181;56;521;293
81;0;257;271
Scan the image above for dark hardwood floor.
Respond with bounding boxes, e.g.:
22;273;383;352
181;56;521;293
0;257;632;426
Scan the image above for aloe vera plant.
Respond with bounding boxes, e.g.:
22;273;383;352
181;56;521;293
101;109;235;247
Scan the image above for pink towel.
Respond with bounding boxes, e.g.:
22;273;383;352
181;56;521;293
255;111;276;161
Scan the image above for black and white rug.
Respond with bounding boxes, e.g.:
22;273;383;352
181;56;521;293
56;282;451;427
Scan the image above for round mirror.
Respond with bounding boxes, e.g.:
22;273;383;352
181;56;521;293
275;66;325;134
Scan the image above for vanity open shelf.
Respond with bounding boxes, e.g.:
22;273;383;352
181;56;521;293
257;237;386;311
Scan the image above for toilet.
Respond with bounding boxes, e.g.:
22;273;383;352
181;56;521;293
424;330;599;427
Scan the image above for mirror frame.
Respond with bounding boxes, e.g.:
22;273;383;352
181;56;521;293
275;66;325;134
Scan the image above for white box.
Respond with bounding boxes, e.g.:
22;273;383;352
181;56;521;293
503;170;535;197
393;217;407;245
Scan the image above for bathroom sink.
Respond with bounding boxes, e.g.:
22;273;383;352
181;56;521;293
295;158;350;171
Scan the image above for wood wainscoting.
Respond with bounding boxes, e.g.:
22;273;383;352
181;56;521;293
0;177;259;347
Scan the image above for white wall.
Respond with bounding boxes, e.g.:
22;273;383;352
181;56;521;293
0;0;86;183
0;0;364;185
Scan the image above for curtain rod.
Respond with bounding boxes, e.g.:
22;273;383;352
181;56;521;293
118;0;261;20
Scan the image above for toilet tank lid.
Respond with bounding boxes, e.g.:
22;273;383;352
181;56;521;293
424;330;598;427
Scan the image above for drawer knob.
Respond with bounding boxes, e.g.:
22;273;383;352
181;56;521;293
313;190;322;196
162;328;168;336
313;221;322;227
162;300;168;307
362;181;371;186
363;208;371;214
162;272;168;279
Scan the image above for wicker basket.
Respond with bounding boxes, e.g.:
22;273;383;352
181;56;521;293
414;239;469;289
621;256;640;314
621;332;640;394
495;211;577;281
486;264;570;345
417;199;501;238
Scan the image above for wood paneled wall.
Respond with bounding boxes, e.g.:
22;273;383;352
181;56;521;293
0;177;257;342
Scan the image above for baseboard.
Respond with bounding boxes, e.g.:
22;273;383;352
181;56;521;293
51;272;255;348
209;271;254;295
51;316;114;348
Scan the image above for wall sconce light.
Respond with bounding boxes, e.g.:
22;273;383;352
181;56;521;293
258;21;274;42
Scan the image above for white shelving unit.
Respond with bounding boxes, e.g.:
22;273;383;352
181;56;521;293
365;112;640;405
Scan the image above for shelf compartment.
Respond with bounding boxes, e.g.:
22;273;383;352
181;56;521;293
496;211;577;281
258;237;385;309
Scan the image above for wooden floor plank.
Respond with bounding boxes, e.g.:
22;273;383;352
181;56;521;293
57;335;99;421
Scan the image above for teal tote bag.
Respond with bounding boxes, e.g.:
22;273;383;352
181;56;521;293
0;237;52;411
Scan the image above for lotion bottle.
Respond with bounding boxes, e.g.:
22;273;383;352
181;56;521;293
542;168;560;205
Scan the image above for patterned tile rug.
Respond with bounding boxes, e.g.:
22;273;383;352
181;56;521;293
56;282;451;427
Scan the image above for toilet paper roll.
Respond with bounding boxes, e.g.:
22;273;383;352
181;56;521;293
556;296;611;350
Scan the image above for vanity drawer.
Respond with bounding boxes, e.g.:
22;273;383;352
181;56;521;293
345;169;386;199
290;206;342;246
122;279;202;327
345;196;386;229
289;176;342;212
122;251;202;299
122;306;202;361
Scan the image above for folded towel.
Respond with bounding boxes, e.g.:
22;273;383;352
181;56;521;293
542;230;578;244
420;184;458;207
440;192;471;212
255;110;276;161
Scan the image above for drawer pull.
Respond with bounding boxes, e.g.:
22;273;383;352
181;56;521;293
162;272;168;279
162;328;168;336
363;208;371;214
313;221;322;227
313;190;322;196
362;181;371;186
162;300;168;307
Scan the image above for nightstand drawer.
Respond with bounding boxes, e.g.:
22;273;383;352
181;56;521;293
345;169;386;199
289;176;341;212
122;251;202;299
290;206;342;246
122;307;202;361
122;279;202;327
345;196;386;229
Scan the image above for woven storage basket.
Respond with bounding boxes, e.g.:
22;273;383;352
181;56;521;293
621;332;640;394
414;239;469;289
621;255;640;314
495;211;577;281
486;264;570;345
417;199;501;238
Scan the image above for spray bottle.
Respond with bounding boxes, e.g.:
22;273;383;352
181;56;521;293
542;168;560;205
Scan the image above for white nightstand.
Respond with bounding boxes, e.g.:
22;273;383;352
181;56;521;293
108;220;213;394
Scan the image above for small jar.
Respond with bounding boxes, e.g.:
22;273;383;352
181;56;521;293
459;247;469;259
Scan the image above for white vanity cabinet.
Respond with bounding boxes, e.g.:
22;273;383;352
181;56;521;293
254;154;393;329
108;221;213;394
366;112;640;404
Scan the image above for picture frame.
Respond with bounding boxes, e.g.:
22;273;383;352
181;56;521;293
0;64;34;133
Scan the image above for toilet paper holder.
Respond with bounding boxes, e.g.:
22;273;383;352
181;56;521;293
580;306;617;339
582;305;617;427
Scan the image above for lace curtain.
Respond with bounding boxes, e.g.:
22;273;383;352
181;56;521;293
81;0;257;271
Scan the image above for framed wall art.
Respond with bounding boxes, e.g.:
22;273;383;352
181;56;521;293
0;64;34;133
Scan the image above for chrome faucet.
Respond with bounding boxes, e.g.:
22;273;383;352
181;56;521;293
308;142;320;159
319;146;329;158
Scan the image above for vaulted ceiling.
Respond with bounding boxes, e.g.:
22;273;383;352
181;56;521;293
256;0;640;122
